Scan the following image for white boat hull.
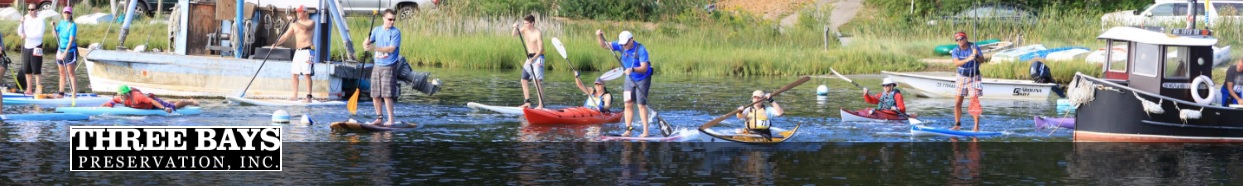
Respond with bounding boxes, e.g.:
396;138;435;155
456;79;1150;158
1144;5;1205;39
84;50;345;100
883;71;1057;100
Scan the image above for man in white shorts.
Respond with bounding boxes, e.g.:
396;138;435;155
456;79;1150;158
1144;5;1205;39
272;5;317;103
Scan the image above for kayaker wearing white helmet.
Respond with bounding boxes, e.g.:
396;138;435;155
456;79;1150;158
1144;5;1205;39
863;78;907;116
735;90;783;141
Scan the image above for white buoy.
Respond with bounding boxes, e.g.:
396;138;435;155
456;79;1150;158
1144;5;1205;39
300;114;315;125
816;85;829;96
272;110;290;123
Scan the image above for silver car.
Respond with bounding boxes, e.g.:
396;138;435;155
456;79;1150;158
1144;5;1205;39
339;0;439;18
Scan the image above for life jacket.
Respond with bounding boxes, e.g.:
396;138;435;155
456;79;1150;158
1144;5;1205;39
744;107;771;130
875;89;902;111
583;89;608;111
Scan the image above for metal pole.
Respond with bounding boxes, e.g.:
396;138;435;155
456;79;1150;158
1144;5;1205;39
157;0;164;20
236;0;244;58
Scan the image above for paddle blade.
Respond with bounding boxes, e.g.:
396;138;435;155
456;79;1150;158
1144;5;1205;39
599;67;625;81
347;88;360;115
829;68;861;88
908;118;924;125
551;37;568;60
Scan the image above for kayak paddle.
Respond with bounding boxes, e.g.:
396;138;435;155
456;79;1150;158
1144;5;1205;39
551;37;576;77
829;67;862;89
596;34;626;81
699;76;810;130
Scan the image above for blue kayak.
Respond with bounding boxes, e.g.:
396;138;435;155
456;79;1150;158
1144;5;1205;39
3;92;99;98
1;113;91;121
910;125;1002;137
4;96;113;107
55;106;202;116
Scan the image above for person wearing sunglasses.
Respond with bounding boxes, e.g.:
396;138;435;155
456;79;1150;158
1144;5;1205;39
862;78;907;119
950;31;984;131
735;90;783;141
17;3;46;95
271;5;318;103
363;9;403;126
572;71;612;113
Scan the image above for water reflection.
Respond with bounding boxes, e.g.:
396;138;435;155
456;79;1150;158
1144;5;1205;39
948;137;980;185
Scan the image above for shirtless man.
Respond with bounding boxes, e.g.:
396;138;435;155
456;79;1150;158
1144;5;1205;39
271;5;316;103
512;14;546;109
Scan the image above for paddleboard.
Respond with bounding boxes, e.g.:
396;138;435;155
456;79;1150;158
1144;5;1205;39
330;121;420;132
1;113;91;121
699;124;801;144
601;128;700;142
3;92;98;98
910;125;1002;137
466;102;524;115
4;96;113;106
226;96;347;106
55;106;203;116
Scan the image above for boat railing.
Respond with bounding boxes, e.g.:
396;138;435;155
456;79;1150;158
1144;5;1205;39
1074;72;1232;110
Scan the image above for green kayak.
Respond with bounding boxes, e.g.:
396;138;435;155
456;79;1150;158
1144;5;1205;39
934;39;1000;56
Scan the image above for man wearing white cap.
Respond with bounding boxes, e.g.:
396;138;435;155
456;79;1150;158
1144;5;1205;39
862;78;908;119
596;29;654;137
735;90;783;141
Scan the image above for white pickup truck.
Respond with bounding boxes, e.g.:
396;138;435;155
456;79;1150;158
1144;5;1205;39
1101;0;1243;30
338;0;440;18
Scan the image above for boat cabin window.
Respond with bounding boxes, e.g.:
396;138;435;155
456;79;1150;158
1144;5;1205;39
1164;46;1189;79
1108;41;1129;73
1133;43;1160;77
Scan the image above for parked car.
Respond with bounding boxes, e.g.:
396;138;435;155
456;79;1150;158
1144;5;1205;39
0;0;72;11
927;3;1038;26
115;0;176;17
339;0;438;18
1101;0;1243;30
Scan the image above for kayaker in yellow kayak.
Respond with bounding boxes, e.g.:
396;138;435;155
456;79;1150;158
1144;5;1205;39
861;78;908;119
101;85;199;113
573;72;612;112
735;90;783;140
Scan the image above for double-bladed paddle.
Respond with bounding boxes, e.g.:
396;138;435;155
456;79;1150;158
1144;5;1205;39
699;76;811;130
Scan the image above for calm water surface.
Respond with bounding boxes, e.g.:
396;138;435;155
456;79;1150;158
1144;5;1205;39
1;62;1238;184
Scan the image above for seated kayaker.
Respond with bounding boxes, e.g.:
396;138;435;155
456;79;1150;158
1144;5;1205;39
1223;59;1243;106
735;90;783;141
573;72;612;112
101;85;199;113
862;78;907;117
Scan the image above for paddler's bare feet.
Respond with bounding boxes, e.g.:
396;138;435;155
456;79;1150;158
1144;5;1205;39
519;103;531;108
638;131;649;138
621;131;632;137
950;122;961;130
384;121;395;126
370;118;383;126
288;96;298;101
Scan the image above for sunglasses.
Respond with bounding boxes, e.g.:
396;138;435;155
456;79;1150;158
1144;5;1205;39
385;18;395;21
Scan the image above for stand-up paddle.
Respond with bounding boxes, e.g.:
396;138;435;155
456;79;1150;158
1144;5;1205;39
700;76;810;130
516;25;545;108
349;10;381;119
831;68;922;123
596;34;627;81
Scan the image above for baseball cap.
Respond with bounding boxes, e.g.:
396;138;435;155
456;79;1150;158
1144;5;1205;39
618;31;633;45
954;32;967;40
296;5;305;13
594;78;605;85
63;6;72;14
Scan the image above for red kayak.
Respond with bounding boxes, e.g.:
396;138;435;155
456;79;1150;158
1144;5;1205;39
840;108;909;122
523;107;623;125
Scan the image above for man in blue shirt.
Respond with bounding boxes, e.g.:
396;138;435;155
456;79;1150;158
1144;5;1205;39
950;31;983;132
363;9;402;126
596;30;653;137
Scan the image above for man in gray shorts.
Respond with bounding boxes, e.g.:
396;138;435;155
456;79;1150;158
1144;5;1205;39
596;30;654;137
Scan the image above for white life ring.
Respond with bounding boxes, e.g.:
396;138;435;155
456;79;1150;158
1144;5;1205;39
1191;75;1217;105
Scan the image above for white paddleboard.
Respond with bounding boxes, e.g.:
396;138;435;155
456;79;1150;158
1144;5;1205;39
466;102;524;115
226;96;346;106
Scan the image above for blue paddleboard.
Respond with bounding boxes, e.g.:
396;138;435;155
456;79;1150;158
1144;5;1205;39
910;125;1002;137
1;113;91;121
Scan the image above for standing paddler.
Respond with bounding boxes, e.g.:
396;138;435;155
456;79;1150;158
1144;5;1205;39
950;31;984;131
596;30;654;137
270;5;317;103
513;14;547;109
363;9;403;126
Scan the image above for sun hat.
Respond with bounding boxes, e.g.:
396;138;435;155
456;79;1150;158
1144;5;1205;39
618;31;634;45
881;78;897;86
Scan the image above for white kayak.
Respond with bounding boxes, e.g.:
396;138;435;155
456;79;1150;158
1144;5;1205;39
56;106;203;116
1;113;91;121
466;102;524;115
3;96;113;107
226;96;346;106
